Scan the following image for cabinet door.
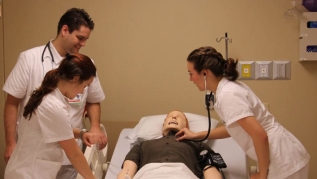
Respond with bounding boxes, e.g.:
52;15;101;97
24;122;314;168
300;12;317;61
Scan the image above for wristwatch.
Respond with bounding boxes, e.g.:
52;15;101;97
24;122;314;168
80;128;88;140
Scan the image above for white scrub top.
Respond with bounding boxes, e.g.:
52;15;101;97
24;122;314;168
3;41;105;165
4;88;74;179
214;78;310;179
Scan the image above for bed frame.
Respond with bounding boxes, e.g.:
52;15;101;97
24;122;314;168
76;124;109;179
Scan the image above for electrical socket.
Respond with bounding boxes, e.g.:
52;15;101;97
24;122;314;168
237;61;255;80
255;61;273;80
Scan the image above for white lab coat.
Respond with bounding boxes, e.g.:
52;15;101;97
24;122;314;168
214;78;310;179
2;41;105;165
4;88;74;179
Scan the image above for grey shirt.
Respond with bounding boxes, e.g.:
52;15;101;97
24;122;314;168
124;130;215;178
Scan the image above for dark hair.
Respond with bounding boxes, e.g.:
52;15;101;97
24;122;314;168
57;8;94;34
187;46;239;81
23;53;97;120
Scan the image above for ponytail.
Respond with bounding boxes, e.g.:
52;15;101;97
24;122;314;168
223;58;239;81
23;69;59;120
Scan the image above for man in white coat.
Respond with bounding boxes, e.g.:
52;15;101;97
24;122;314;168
3;7;107;179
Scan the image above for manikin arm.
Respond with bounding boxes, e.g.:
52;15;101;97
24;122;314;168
203;166;222;179
117;160;138;179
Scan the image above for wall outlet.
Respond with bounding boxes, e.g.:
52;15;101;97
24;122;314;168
237;61;255;80
273;61;291;80
255;61;273;80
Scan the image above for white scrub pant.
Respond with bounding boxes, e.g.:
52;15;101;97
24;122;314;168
56;165;77;179
285;163;309;179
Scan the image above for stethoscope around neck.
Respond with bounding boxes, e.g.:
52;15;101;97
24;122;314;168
41;41;55;76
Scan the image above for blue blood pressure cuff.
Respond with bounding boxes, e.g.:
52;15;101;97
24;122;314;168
199;149;227;171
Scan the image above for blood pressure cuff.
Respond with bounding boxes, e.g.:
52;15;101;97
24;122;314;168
199;149;227;171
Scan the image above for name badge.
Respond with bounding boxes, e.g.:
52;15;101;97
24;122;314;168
68;94;83;105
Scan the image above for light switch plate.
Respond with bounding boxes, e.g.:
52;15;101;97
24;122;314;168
273;61;291;80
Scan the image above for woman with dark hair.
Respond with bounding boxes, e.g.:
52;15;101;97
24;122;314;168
3;8;106;179
176;46;310;179
5;53;97;179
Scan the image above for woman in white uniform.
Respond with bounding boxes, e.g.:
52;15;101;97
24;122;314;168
176;46;310;179
4;53;97;179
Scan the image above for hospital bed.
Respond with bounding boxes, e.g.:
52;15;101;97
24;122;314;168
104;113;249;179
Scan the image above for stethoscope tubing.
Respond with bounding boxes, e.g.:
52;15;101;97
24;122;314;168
41;41;55;76
41;41;55;63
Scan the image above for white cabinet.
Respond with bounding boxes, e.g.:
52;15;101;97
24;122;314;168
299;12;317;61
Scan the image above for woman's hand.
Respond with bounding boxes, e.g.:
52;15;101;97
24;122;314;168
175;128;196;141
89;126;108;150
82;132;98;147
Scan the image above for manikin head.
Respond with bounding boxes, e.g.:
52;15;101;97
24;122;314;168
162;110;189;135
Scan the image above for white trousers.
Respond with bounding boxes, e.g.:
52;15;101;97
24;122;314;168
285;163;309;179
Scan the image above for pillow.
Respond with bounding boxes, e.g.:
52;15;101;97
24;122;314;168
126;112;218;146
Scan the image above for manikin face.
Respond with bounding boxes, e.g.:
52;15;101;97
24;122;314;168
62;25;91;54
162;111;188;135
187;62;205;91
66;76;94;99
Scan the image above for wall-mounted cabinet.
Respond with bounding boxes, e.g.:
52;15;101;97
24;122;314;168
299;12;317;61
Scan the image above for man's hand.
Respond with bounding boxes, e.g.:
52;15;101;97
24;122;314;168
83;126;108;150
84;102;107;149
4;143;16;163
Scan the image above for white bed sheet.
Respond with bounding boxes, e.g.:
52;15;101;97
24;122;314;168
104;128;248;179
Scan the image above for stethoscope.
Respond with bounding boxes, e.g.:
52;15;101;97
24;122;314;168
189;74;215;143
191;75;226;178
41;41;55;76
